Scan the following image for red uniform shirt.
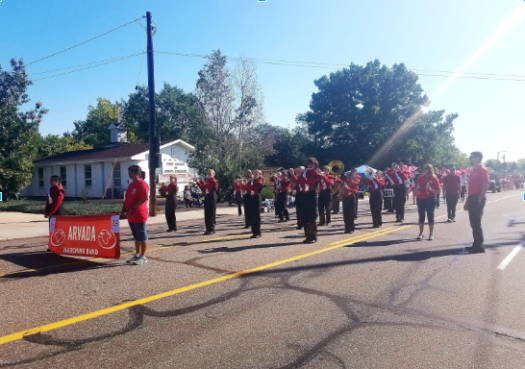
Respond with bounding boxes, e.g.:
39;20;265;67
246;178;263;197
366;178;385;191
198;178;219;196
443;174;461;196
468;165;490;195
391;170;407;186
385;170;396;186
290;172;305;193
415;175;441;200
301;169;322;193
279;179;291;192
125;179;149;223
319;174;334;191
45;185;65;215
233;182;242;196
342;177;360;197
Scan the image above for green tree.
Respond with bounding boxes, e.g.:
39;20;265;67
0;59;48;198
35;134;92;159
484;159;500;171
71;98;119;148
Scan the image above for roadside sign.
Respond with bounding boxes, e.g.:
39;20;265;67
0;192;2;201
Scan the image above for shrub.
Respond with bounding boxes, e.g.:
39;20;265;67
261;187;274;200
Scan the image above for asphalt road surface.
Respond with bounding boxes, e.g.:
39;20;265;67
1;191;524;368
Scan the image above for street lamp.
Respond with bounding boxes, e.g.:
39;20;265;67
497;151;507;173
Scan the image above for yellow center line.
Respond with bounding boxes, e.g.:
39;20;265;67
0;225;410;346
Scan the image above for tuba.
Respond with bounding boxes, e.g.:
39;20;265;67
332;175;342;195
328;160;344;176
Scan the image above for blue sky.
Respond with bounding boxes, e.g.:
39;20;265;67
1;0;524;162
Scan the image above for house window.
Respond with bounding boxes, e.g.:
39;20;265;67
60;166;67;187
113;163;121;187
84;165;92;187
38;168;44;187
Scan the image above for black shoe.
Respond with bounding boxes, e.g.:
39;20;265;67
278;220;286;223
244;225;251;229
344;230;354;234
250;234;261;239
166;229;174;232
302;238;316;244
372;225;379;228
354;216;358;219
203;231;211;235
326;222;332;226
318;223;325;226
209;231;216;235
173;228;177;232
296;226;302;230
467;247;485;254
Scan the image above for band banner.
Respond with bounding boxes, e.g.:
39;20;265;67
49;214;120;259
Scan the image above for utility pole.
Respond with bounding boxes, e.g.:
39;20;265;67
497;150;507;174
146;11;158;216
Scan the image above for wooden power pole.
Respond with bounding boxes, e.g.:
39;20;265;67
146;11;158;216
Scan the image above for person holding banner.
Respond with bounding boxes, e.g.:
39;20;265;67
198;170;219;235
122;165;150;265
318;165;334;226
164;175;178;232
44;175;65;220
247;169;264;238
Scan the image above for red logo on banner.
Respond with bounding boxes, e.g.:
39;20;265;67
48;214;121;259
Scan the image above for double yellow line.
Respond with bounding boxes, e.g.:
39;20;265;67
0;225;409;346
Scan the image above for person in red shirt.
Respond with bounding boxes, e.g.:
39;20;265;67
44;175;65;219
300;158;323;243
276;171;291;223
332;175;343;214
384;166;395;212
442;165;461;223
247;169;263;238
464;152;490;253
163;175;178;232
392;163;408;222
342;170;360;233
350;168;361;219
233;175;243;217
290;166;306;230
197;169;219;235
366;169;385;228
413;164;441;241
121;165;150;265
435;169;443;209
318;165;334;226
241;170;252;229
270;172;281;219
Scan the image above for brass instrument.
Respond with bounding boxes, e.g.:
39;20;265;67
328;160;344;176
332;175;342;195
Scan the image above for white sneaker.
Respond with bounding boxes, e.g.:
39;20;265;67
416;234;424;240
133;256;148;265
126;254;139;264
446;219;453;223
428;234;434;241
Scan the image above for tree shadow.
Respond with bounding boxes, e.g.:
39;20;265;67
198;241;297;254
348;239;415;247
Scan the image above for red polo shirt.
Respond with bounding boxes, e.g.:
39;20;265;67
443;174;461;196
415;175;441;200
342;177;360;197
468;165;490;195
279;179;291;192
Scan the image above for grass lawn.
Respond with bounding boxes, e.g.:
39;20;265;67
0;200;161;216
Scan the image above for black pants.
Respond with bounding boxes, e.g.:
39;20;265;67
343;195;356;232
318;190;332;224
236;196;243;216
204;193;216;232
461;185;467;199
355;193;359;218
467;195;486;247
243;194;251;227
165;200;177;230
369;190;383;227
276;191;289;221
332;194;340;214
446;194;459;220
302;191;318;240
393;185;406;220
184;198;191;208
250;194;261;236
295;192;303;228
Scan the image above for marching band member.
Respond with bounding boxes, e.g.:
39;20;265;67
270;172;281;218
384;166;395;212
414;164;441;241
342;170;360;234
300;158;323;243
248;169;263;238
164;175;178;232
332;175;343;214
391;163;407;222
233;175;243;216
318;165;334;226
197;169;219;235
242;170;253;229
443;165;461;223
366;169;385;228
277;171;291;223
435;168;443;209
290;166;306;230
351;168;361;219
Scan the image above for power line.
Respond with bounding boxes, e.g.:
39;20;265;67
136;34;147;88
26;17;144;67
156;50;525;81
32;53;144;82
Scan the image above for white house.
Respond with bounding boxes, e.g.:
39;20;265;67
20;124;197;199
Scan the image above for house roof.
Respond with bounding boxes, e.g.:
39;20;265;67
34;139;194;165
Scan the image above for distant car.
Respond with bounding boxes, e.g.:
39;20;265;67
489;173;501;193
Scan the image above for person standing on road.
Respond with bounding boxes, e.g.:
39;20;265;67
241;170;253;229
414;164;441;241
301;158;323;243
233;175;243;216
384;167;395;213
277;171;291;223
366;169;385;228
342;171;360;234
197;169;219;235
435;169;443;209
122;165;150;265
443;165;461;223
290;166;306;230
318;165;334;226
164;175;178;232
184;186;192;208
392;163;407;222
248;170;263;238
460;172;468;202
351;168;361;219
464;152;490;254
332;175;342;214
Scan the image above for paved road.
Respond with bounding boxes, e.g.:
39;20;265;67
0;191;524;368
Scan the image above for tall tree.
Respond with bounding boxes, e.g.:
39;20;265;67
70;98;119;148
35;134;92;159
0;59;48;198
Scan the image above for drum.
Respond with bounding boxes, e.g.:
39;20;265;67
382;188;394;197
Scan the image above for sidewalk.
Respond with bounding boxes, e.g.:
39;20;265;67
0;207;241;241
